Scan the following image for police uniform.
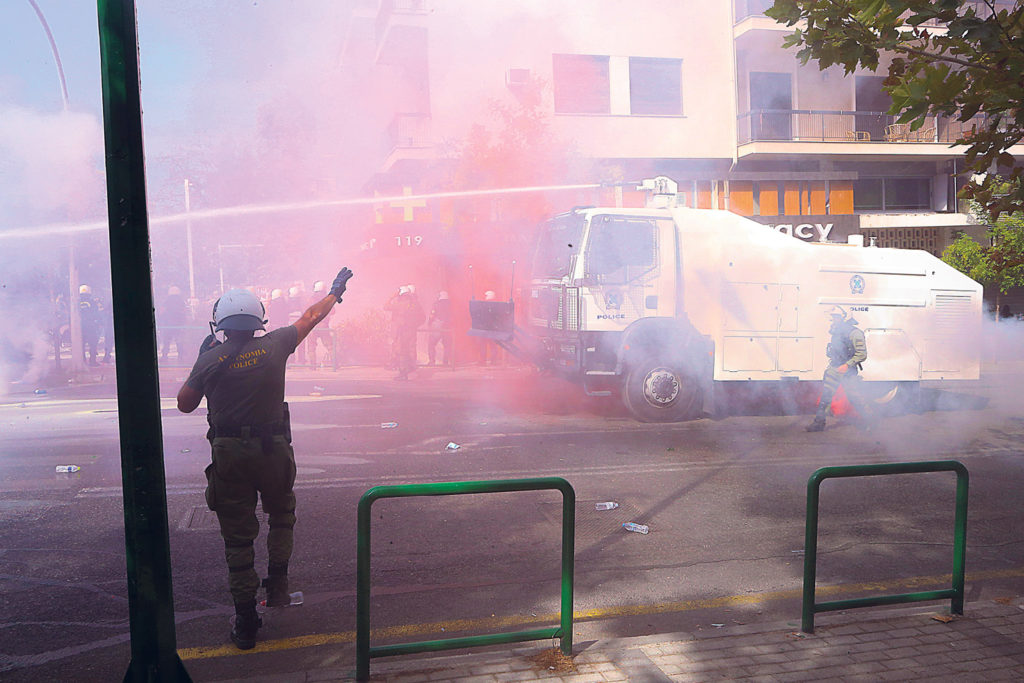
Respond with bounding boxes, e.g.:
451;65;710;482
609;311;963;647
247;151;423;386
185;326;299;608
807;313;871;430
78;289;102;366
385;287;424;379
180;271;351;650
427;292;452;366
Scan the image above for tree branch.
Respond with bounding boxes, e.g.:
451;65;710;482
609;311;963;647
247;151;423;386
891;44;1000;71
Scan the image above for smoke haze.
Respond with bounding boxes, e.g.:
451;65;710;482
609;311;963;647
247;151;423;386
0;0;1020;447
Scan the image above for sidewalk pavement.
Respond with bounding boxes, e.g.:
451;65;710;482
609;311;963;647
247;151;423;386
217;598;1024;682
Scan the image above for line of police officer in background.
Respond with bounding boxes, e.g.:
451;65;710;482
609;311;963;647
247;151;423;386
47;284;114;370
155;283;340;368
45;281;465;374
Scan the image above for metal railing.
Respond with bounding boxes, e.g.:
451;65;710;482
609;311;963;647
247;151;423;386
375;0;430;44
735;0;776;21
356;477;576;681
738;110;983;145
802;461;969;633
387;112;431;149
737;1;1016;25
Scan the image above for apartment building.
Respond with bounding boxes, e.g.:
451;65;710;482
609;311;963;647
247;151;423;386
343;0;996;286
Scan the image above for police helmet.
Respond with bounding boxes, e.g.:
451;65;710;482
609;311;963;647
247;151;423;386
212;288;267;332
826;304;847;320
79;284;92;295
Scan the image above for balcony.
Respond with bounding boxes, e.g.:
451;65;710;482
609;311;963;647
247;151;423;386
381;113;433;173
738;0;1015;24
375;0;430;65
737;110;983;145
735;0;776;22
734;0;789;38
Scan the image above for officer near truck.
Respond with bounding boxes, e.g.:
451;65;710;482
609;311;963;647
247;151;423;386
806;304;873;432
176;267;353;650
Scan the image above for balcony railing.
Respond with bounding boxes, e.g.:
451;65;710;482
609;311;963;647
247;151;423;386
735;0;776;21
738;110;984;145
738;1;1016;26
375;0;431;45
387;112;431;149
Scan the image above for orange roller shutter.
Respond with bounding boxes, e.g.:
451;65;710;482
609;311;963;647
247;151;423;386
759;183;779;216
809;181;828;214
730;181;754;215
829;180;854;214
697;181;712;209
784;181;801;215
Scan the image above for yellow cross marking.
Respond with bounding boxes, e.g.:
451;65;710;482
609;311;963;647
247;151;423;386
390;186;427;222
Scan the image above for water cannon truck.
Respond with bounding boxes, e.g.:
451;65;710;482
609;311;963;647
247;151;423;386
469;177;983;422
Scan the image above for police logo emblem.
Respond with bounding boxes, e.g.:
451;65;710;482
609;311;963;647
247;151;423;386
849;274;866;295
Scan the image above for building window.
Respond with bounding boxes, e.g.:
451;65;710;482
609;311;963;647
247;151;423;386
885;178;931;210
629;57;682;115
853;179;884;210
553;54;610;114
853;178;930;211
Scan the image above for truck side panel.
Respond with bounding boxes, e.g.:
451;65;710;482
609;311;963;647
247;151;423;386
668;208;982;383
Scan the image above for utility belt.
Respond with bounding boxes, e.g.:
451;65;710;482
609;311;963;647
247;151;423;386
207;403;292;443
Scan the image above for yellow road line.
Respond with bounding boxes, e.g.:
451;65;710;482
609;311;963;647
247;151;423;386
178;566;1024;660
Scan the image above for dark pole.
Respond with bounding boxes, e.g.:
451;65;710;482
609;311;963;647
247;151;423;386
95;1;191;680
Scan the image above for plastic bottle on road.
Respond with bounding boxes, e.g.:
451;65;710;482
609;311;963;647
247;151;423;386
595;502;619;511
55;465;81;473
622;522;649;534
381;422;398;429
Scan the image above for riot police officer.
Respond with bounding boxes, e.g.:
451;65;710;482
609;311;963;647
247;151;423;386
78;284;102;366
176;267;353;649
806;305;872;432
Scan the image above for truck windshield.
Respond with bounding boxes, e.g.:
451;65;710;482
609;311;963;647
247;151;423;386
532;212;585;279
585;215;657;283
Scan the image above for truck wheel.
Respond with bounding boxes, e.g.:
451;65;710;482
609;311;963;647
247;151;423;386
623;360;702;422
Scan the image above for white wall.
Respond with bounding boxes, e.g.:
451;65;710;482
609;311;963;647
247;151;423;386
423;0;737;160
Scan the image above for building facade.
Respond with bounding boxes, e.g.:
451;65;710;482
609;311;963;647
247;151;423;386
343;0;1010;294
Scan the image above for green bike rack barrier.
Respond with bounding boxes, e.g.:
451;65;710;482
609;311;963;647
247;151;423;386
802;461;968;633
356;477;575;681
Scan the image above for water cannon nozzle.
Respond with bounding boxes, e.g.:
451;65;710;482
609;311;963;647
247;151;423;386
637;176;679;208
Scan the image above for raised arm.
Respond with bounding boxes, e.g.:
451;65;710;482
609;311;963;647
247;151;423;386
293;267;353;344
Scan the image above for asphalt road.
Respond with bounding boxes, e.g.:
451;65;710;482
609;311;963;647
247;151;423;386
2;362;1023;681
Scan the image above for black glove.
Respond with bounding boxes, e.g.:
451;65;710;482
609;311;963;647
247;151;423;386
330;267;354;302
198;333;221;360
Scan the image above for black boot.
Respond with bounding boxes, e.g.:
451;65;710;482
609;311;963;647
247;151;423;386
805;416;826;432
231;600;262;650
263;563;290;607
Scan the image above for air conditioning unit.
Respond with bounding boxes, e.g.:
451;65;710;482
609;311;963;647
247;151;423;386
505;68;530;88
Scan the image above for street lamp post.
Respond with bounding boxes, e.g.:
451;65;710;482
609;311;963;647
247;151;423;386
184;179;196;316
217;243;264;293
27;0;86;373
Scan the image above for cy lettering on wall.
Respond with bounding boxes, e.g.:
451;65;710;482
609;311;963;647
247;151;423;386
747;214;862;243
